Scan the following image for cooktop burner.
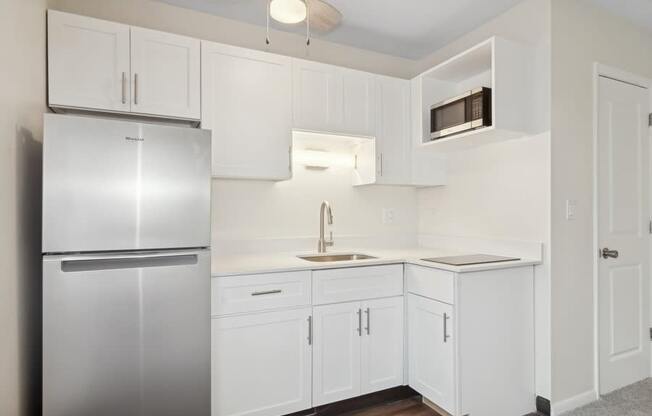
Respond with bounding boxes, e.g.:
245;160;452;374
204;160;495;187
421;254;520;266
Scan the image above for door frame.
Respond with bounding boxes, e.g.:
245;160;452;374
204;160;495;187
592;62;652;395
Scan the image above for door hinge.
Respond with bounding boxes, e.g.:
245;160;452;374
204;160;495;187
649;219;652;234
649;327;652;341
649;113;652;127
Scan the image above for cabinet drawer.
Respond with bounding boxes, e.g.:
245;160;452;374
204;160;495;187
212;271;311;316
313;265;403;305
406;264;455;304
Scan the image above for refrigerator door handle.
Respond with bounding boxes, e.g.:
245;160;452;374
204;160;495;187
61;252;199;272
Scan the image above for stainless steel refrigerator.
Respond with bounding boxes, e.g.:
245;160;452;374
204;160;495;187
42;114;211;416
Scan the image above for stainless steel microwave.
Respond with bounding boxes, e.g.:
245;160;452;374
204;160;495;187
430;87;492;140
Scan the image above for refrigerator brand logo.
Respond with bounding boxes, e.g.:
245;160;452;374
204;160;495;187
125;136;144;142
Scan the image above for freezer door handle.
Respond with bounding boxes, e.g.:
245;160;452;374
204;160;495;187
60;253;199;272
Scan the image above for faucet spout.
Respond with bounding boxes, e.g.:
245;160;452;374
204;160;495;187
318;201;334;253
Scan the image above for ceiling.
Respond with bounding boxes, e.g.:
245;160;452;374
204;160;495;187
155;0;524;59
590;0;652;33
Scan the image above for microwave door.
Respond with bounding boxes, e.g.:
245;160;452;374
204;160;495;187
431;96;471;140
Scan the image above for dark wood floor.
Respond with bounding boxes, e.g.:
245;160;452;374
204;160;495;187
340;397;442;416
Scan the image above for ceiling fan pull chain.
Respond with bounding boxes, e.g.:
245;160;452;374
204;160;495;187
306;0;311;46
266;0;271;45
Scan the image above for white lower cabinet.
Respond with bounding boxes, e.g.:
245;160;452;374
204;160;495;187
211;307;312;416
407;294;455;414
312;302;362;406
313;296;404;406
406;264;536;416
360;297;405;395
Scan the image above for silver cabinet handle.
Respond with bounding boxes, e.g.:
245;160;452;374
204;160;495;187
602;248;619;259
121;72;126;104
307;315;312;345
364;308;370;335
251;289;282;296
357;308;362;336
443;313;450;343
134;73;139;105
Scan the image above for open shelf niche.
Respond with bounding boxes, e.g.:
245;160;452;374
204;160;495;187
411;36;535;152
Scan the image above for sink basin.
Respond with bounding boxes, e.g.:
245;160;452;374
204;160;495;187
298;253;377;262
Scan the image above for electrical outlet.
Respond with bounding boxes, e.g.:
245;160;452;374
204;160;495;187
382;208;395;225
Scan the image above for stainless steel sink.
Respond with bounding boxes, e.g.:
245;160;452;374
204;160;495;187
297;253;377;262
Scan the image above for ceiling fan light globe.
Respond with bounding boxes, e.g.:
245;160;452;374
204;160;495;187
270;0;307;24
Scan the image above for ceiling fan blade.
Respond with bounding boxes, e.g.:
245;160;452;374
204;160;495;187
307;0;342;32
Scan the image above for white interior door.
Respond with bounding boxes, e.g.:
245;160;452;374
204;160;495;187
312;302;361;406
597;74;651;394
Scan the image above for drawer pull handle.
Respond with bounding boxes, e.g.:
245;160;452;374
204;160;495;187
364;307;370;335
443;312;450;343
307;316;313;345
251;289;283;296
357;308;362;336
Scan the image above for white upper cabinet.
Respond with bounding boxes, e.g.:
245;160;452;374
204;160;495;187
293;59;342;133
48;10;131;113
47;10;200;121
293;59;376;137
342;70;376;136
130;27;200;119
373;76;411;185
202;42;293;180
413;36;535;152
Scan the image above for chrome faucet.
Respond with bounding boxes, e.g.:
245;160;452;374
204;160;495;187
318;201;334;253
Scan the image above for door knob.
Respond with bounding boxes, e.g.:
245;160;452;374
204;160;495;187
602;248;619;259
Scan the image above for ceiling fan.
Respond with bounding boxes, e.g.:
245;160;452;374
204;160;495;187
266;0;342;45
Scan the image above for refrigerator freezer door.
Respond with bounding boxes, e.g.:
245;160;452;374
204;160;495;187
43;249;210;416
43;114;211;253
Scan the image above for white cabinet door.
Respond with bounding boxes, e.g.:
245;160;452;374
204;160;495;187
313;302;362;406
212;308;312;416
48;10;130;112
342;70;376;136
202;42;292;180
360;297;404;395
130;27;200;120
375;76;410;184
293;59;342;133
408;294;455;414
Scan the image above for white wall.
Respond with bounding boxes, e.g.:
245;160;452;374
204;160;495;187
47;0;416;79
0;0;47;415
414;0;552;399
212;146;418;254
550;0;652;406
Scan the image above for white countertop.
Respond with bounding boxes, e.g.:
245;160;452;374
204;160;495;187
211;247;541;277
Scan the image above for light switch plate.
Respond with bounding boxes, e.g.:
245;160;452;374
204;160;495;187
566;200;577;220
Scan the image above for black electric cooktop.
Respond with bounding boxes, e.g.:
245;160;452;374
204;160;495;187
420;254;520;266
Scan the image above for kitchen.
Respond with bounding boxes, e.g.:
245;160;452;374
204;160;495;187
2;1;651;416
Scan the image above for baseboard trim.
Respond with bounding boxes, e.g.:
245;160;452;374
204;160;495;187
536;395;551;415
422;397;451;416
551;389;598;415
